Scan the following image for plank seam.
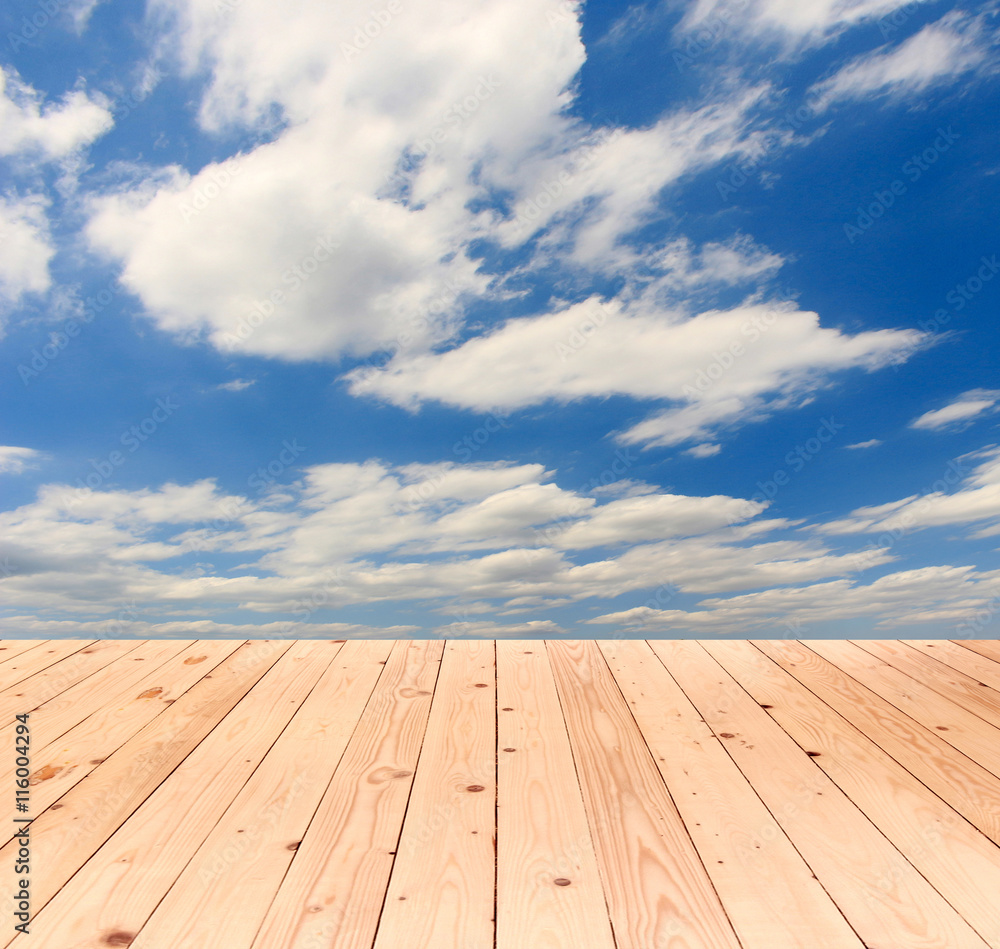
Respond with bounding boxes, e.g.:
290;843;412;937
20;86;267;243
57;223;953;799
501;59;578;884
711;641;996;948
369;639;447;949
658;641;871;949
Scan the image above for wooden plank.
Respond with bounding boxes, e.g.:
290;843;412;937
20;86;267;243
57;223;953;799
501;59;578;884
853;639;1000;728
0;640;95;690
129;640;392;949
756;639;1000;846
807;639;1000;779
547;640;741;949
373;641;495;949
0;641;50;670
0;639;143;726
705;639;1000;948
651;640;990;949
908;640;1000;692
600;639;864;949
0;639;294;937
495;641;616;949
252;640;444;949
955;640;1000;664
9;640;336;949
3;640;241;828
1;639;191;757
0;639;194;839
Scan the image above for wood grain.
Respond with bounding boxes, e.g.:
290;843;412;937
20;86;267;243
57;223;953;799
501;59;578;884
252;639;444;949
658;640;990;949
601;639;864;949
373;640;496;949
808;639;1000;779
495;641;616;949
706;639;1000;946
548;640;741;949
756;639;1000;846
9;640;330;949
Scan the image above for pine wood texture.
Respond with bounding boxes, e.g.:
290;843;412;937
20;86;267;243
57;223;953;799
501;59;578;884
1;638;999;949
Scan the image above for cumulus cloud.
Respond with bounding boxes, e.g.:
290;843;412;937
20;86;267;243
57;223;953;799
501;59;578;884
809;11;996;109
431;619;566;638
84;0;584;361
0;68;113;327
0;616;417;637
0;458;893;625
81;1;792;368
909;389;1000;431
10;447;1000;632
588;565;1000;633
71;0;946;454
0;196;53;317
0;67;112;160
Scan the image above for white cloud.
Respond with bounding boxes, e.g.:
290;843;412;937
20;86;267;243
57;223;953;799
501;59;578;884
84;0;590;361
0;196;53;317
0;67;112;160
493;89;783;269
0;446;45;475
679;0;931;48
910;388;1000;431
821;445;1000;538
82;1;793;366
431;619;566;638
0;459;893;624
588;564;1000;633
349;295;924;448
686;443;722;458
809;11;995;109
216;378;255;391
845;438;882;449
0;617;417;637
0;68;113;327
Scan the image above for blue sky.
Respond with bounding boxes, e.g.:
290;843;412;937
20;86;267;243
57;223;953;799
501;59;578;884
1;0;999;638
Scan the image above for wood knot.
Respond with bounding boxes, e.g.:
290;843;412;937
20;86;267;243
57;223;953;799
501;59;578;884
501;707;514;711
553;878;571;886
183;655;207;664
29;764;63;784
137;688;163;699
103;933;135;946
502;748;516;752
474;683;488;688
466;785;485;792
718;733;735;739
806;751;821;756
287;841;301;851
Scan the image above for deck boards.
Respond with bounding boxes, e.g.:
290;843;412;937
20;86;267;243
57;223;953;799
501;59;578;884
2;638;1000;949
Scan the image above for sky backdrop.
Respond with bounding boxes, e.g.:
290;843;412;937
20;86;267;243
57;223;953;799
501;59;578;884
1;0;1000;638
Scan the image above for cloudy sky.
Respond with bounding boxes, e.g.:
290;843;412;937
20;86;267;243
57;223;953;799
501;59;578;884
1;0;999;638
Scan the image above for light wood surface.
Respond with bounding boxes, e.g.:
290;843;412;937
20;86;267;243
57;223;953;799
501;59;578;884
496;641;616;949
1;638;999;949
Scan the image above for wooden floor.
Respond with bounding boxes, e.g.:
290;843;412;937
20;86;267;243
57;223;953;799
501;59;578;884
2;640;1000;948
